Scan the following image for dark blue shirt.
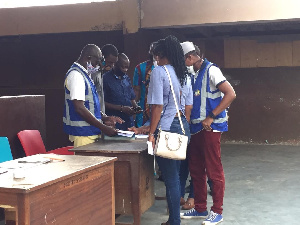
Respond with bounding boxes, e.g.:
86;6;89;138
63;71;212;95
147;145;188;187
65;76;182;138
103;69;136;130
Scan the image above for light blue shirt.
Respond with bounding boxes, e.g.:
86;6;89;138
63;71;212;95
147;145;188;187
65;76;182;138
147;65;183;131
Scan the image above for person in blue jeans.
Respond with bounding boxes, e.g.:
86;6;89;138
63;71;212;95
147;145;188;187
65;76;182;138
147;35;191;225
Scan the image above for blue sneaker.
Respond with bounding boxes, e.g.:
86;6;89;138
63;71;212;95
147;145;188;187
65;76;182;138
180;208;208;219
202;210;223;225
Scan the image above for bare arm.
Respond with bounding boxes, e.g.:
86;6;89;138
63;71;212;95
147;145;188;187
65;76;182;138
149;104;163;134
133;86;141;102
185;105;193;123
202;81;236;130
212;81;236;116
148;104;163;147
131;99;139;109
105;101;136;116
105;101;123;111
128;125;150;134
72;100;118;136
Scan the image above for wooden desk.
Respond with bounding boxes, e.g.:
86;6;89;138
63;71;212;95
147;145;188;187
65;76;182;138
0;154;117;225
71;139;155;225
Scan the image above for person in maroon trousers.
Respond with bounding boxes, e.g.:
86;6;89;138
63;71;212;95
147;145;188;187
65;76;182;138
180;41;236;225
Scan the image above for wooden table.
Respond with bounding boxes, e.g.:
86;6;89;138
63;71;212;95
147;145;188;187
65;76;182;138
0;154;117;225
71;139;155;225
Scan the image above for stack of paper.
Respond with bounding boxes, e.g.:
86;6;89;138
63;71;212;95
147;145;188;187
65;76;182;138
117;130;135;138
103;130;135;141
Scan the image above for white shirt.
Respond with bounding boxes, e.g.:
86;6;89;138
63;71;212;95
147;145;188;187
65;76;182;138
65;62;89;101
65;62;99;140
195;65;226;92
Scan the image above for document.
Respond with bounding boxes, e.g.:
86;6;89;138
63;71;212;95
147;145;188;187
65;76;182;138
18;158;51;164
117;130;135;138
135;134;148;139
0;168;8;175
147;141;154;155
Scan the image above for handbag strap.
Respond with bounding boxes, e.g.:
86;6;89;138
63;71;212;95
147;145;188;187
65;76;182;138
163;65;185;135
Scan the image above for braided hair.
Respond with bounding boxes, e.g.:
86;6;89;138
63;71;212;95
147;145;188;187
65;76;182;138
153;35;187;86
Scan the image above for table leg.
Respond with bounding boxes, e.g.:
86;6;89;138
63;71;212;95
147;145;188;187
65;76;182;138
0;208;4;225
130;156;141;225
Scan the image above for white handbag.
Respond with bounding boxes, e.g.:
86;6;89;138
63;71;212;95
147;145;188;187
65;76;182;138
154;66;188;160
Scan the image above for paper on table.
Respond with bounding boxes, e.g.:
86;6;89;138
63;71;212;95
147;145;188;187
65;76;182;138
135;134;148;139
117;130;135;137
0;168;8;175
147;141;154;155
104;135;135;141
18;158;51;164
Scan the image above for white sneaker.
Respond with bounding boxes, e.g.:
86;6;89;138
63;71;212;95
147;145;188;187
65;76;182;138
202;210;223;225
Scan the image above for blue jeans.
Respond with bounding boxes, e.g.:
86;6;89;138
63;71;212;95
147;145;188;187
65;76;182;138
156;116;191;225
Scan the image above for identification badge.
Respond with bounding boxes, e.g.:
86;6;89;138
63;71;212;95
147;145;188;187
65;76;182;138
194;89;200;96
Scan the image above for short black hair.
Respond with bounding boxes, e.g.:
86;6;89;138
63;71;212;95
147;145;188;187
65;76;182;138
101;44;118;58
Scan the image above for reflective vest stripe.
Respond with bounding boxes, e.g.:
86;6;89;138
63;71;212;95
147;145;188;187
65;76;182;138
190;60;228;133
63;117;101;126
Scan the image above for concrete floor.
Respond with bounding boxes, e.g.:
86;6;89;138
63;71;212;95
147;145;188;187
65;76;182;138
133;144;300;225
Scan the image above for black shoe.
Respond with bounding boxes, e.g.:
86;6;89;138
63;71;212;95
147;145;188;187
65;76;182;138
161;221;170;225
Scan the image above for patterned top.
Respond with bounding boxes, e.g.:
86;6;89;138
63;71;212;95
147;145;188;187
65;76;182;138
133;60;155;127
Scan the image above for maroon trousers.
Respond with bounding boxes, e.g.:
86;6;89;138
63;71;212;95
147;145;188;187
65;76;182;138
188;130;225;214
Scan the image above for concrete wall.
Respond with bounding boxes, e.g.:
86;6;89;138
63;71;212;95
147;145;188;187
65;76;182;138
1;0;300;36
0;1;123;36
141;0;300;28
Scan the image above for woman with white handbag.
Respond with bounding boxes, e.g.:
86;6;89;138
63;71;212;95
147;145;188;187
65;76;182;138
147;35;191;225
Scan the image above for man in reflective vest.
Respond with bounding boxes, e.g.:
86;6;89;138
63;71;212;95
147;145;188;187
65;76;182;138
180;42;236;225
63;44;123;147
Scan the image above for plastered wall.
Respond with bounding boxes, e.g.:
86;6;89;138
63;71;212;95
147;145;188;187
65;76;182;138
141;0;300;28
1;0;300;36
0;1;123;36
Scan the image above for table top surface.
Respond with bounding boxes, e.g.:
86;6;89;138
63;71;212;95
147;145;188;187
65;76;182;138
71;139;148;154
0;154;116;193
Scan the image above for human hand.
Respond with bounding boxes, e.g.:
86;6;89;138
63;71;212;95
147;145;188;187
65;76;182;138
101;125;118;137
134;106;143;114
128;126;148;134
201;117;213;131
148;134;155;149
128;126;139;134
122;106;136;116
103;116;124;127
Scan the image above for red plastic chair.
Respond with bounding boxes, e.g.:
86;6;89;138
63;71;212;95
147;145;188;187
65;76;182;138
17;130;74;156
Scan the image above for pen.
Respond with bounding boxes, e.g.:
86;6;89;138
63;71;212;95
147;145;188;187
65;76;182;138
43;157;65;162
18;161;45;163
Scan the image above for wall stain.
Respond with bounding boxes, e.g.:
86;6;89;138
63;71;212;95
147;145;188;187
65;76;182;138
90;23;123;31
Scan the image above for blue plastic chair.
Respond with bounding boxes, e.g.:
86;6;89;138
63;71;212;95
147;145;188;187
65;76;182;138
0;137;13;163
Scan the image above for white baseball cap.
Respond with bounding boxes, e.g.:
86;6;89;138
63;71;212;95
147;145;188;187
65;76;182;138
181;41;195;55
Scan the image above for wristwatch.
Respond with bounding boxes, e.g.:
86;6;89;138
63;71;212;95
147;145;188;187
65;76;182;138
208;112;216;119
